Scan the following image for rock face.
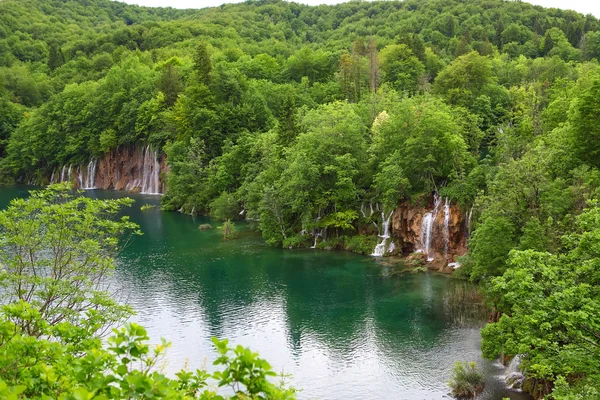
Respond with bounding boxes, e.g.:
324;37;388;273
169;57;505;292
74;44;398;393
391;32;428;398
50;144;167;194
390;193;469;266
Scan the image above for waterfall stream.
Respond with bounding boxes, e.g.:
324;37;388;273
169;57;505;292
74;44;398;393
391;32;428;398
443;197;450;257
81;159;98;189
141;145;161;195
77;166;83;188
420;193;442;261
504;355;525;390
466;207;473;238
371;210;393;257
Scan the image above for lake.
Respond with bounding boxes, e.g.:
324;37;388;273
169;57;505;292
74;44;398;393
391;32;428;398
0;186;528;400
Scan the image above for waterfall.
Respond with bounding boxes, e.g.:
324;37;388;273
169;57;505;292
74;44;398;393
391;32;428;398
141;145;161;195
443;197;451;257
77;166;83;189
371;210;393;257
310;230;323;249
419;193;442;261
80;159;98;189
466;207;474;238
60;165;67;182
504;355;525;390
67;164;73;182
387;241;396;254
50;170;55;184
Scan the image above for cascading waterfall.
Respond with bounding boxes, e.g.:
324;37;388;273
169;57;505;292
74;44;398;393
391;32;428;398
420;193;442;261
50;170;55;184
387;241;396;254
77;166;83;188
310;230;323;249
466;207;474;238
443;197;451;257
60;165;67;182
80;158;98;189
141;145;161;195
67;164;72;182
504;355;525;390
371;210;393;257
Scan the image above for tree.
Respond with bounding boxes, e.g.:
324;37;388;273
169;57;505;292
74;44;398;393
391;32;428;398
571;78;600;168
379;44;425;93
369;96;474;196
47;44;65;71
193;41;212;86
368;37;379;93
0;313;297;399
481;204;600;397
0;184;139;336
433;51;493;107
157;59;184;107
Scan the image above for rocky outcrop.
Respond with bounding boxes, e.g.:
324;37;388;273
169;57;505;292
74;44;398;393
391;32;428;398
390;193;469;267
51;144;167;194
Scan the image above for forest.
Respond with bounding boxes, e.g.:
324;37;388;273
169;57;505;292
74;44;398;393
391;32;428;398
1;0;600;398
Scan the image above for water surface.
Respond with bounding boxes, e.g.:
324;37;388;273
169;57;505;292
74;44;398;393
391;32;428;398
0;186;528;400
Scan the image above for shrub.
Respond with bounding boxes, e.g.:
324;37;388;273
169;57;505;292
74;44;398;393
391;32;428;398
283;234;311;248
345;235;378;255
448;361;484;398
218;219;238;240
0;305;296;399
210;191;240;221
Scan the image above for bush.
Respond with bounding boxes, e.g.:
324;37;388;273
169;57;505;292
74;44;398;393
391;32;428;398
345;235;378;255
218;219;238;240
283;234;311;248
448;361;484;398
317;236;346;250
0;305;296;399
210;191;240;221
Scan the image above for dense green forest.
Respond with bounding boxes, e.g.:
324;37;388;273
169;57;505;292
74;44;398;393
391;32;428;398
1;0;600;397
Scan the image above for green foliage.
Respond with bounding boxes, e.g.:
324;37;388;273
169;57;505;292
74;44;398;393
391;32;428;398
0;184;294;400
210;192;240;221
447;362;484;398
0;184;139;336
218;219;238;241
344;235;378;255
433;52;494;108
0;1;600;397
379;44;425;93
571;78;600;168
0;309;295;399
480;205;600;398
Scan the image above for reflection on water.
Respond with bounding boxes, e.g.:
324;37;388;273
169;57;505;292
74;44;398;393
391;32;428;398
0;187;528;400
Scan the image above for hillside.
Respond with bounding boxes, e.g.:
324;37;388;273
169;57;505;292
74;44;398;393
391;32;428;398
1;0;600;396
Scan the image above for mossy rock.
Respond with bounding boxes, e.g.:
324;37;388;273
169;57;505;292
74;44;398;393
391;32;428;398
198;223;213;230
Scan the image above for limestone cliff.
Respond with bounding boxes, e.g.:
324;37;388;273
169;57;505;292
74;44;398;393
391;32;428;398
51;144;167;194
390;193;469;266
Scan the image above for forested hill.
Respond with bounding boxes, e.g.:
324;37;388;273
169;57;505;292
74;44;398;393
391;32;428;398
2;0;600;396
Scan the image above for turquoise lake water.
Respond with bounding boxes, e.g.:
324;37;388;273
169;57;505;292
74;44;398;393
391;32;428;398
0;186;530;400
